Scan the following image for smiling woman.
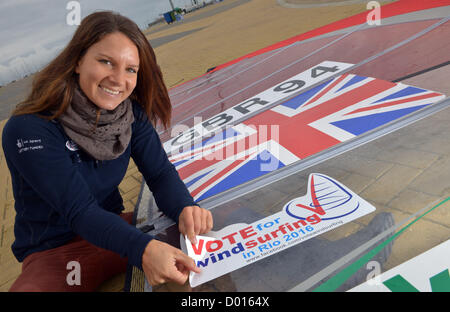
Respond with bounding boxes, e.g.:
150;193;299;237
75;32;140;111
2;11;212;292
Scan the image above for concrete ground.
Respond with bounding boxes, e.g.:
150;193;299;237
1;0;447;292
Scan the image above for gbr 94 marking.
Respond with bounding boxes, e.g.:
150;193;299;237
164;61;354;153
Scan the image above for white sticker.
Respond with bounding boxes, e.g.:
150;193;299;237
181;173;376;287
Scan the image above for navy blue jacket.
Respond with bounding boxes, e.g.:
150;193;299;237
2;102;196;269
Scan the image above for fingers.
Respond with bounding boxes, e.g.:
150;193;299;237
142;240;200;286
168;264;190;285
179;206;213;244
178;251;201;274
181;208;197;244
206;209;213;232
191;207;202;243
167;251;203;285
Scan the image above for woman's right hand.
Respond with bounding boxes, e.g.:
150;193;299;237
141;239;201;286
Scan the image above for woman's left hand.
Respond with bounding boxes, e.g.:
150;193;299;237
178;205;213;244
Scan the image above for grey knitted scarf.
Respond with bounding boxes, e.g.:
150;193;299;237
57;86;134;160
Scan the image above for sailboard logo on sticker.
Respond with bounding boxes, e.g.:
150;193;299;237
66;140;79;151
285;174;359;221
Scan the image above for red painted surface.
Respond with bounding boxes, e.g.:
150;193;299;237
210;0;450;73
353;21;450;81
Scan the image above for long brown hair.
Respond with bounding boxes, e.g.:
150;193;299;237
13;11;171;128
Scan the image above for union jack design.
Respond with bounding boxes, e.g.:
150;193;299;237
169;73;445;202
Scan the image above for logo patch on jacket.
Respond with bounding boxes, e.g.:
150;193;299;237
66;140;79;151
16;138;44;154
